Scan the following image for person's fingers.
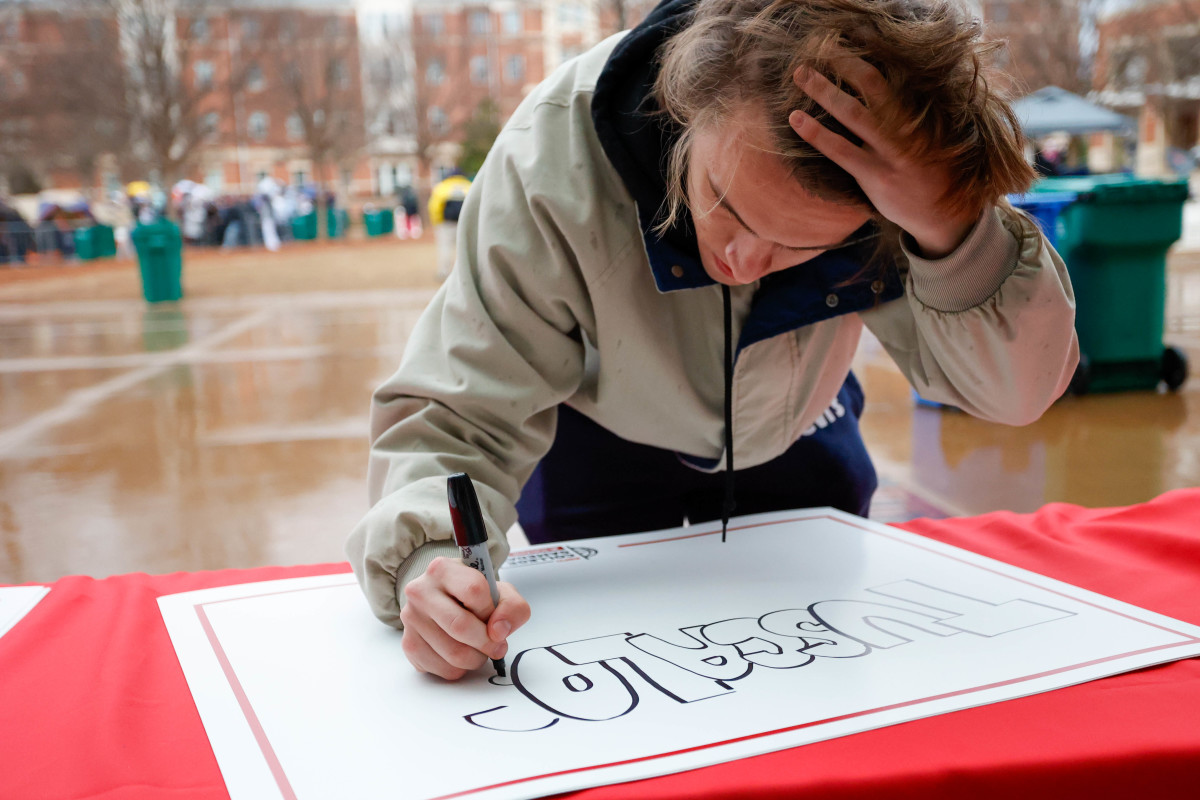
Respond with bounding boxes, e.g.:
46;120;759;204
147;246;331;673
399;624;469;681
404;571;500;657
489;582;532;643
418;613;492;671
789;108;875;179
401;598;492;672
426;556;498;621
828;55;890;114
793;65;886;154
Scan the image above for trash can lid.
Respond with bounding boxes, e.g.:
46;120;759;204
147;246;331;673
1033;175;1189;204
1009;191;1078;209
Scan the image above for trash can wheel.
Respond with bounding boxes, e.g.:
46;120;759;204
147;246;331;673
1069;352;1091;396
1162;345;1188;391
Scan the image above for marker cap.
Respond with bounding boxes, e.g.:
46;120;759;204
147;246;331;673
447;472;488;548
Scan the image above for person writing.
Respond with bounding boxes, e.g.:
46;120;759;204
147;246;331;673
346;0;1078;680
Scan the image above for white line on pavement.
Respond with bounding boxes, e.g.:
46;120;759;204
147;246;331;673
0;308;276;454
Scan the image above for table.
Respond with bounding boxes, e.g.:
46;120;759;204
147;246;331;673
3;488;1199;799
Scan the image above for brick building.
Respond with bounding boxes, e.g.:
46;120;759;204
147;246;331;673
174;1;371;196
408;0;547;182
0;0;127;196
2;0;662;202
977;0;1088;99
391;0;656;190
1092;0;1200;176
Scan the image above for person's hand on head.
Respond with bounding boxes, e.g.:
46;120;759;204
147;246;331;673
788;54;978;259
399;556;531;681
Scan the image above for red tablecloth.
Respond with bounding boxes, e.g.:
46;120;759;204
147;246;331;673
3;489;1199;800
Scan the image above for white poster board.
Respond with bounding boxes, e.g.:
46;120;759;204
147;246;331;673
159;509;1200;800
0;586;50;641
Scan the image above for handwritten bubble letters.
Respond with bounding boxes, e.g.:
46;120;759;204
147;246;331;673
463;580;1075;732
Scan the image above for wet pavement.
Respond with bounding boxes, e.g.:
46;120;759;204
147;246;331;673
2;238;1199;584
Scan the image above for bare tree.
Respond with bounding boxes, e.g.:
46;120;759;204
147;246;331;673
359;8;427;195
38;13;130;188
407;11;476;181
982;0;1104;96
0;2;128;191
275;13;365;190
114;0;259;185
593;0;655;36
1092;0;1200;154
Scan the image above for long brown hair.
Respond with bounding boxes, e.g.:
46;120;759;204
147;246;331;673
653;0;1035;268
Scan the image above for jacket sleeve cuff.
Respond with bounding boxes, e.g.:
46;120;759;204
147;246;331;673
901;207;1021;313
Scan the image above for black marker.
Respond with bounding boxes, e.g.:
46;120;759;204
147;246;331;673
447;472;507;678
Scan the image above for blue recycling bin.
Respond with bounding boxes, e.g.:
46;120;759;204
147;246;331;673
1029;175;1190;393
1008;191;1078;250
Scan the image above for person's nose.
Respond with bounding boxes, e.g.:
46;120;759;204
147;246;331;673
724;233;774;283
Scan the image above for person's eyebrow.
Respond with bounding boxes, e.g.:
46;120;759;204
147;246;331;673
706;173;856;252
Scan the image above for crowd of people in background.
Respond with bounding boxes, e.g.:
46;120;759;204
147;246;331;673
171;177;335;252
2;171;471;271
0;198;97;264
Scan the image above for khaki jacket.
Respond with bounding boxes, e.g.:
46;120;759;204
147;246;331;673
346;34;1079;627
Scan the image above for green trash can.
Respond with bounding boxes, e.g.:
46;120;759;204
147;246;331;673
363;208;394;237
292;211;318;241
130;219;183;303
1034;175;1190;393
75;224;118;261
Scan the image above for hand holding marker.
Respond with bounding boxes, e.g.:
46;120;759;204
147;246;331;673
447;472;507;678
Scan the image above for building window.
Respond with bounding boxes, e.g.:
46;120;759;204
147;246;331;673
280;16;297;41
470;55;488;85
283;61;301;88
242;17;261;40
504;54;524;84
425;58;445;86
424;14;444;36
331;58;349;90
502;9;522;35
194;60;213;91
246;63;264;92
429;106;448;136
326;17;343;37
286;113;304;141
1167;35;1200;82
87;17;106;43
1;18;18;42
293;170;309;187
191;16;209;42
205;166;223;191
469;10;490;35
1121;54;1148;88
248;112;269;141
559;3;586;28
202;111;219;141
2;69;26;97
